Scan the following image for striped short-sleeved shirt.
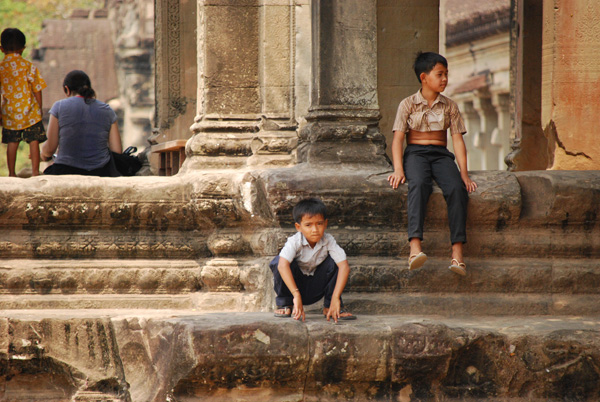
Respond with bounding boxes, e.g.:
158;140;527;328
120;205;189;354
392;90;466;135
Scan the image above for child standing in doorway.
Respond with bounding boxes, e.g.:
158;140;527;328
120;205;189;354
0;28;47;176
388;51;477;276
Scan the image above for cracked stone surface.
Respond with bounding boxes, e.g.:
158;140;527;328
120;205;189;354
0;311;599;401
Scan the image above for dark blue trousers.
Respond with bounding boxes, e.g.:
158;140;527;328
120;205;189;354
270;255;341;308
404;144;469;244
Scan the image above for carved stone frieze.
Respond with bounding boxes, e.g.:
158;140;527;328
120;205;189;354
0;258;272;298
0;267;200;296
207;233;252;256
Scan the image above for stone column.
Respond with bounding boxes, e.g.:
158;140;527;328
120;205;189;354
472;96;498;170
506;0;547;171
458;101;481;170
540;0;600;170
184;0;298;170
249;0;298;167
298;0;387;166
184;1;260;170
491;93;510;170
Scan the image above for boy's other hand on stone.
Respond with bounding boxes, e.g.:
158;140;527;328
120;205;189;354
388;170;406;189
326;298;342;323
462;176;478;193
292;295;305;321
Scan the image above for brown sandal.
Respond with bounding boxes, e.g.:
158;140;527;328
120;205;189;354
274;306;292;318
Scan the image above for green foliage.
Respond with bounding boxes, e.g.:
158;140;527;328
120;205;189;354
0;0;103;176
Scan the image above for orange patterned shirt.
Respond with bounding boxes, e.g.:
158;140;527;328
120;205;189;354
0;53;47;130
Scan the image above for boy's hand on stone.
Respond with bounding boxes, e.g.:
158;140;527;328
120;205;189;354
326;298;342;323
292;295;305;322
387;170;406;189
462;176;478;193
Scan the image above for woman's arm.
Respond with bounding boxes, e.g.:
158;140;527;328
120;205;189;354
108;122;123;153
41;115;59;161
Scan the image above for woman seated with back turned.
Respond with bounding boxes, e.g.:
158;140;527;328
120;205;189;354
41;70;122;176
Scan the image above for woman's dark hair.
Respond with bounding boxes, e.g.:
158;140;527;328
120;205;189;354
63;70;96;103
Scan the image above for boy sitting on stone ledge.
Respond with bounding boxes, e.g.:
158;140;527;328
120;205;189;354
388;51;477;275
270;198;356;322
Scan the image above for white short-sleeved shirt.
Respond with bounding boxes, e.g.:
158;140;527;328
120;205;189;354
279;232;347;276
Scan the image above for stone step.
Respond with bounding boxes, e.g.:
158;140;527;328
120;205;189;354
0;256;598;316
347;256;600;294
2;256;599;296
1;310;599;401
0;292;268;311
343;292;600;317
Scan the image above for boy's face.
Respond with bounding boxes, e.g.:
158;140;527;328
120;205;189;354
295;213;328;247
421;63;448;93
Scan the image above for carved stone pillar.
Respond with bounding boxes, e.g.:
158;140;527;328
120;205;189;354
298;0;387;166
250;0;298;167
153;0;198;145
184;1;297;170
184;1;260;170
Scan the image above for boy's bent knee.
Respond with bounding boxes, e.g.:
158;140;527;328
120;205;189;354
269;256;280;273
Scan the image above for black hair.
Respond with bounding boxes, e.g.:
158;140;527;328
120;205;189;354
1;28;26;52
63;70;96;103
292;198;328;223
413;51;448;83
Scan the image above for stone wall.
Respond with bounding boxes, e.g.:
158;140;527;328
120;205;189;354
541;0;600;170
510;0;600;170
378;0;440;163
107;0;155;150
34;3;155;152
34;11;119;113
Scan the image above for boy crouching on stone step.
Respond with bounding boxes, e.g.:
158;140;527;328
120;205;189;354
269;198;356;323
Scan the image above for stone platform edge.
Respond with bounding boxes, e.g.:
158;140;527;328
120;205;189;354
1;311;599;401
